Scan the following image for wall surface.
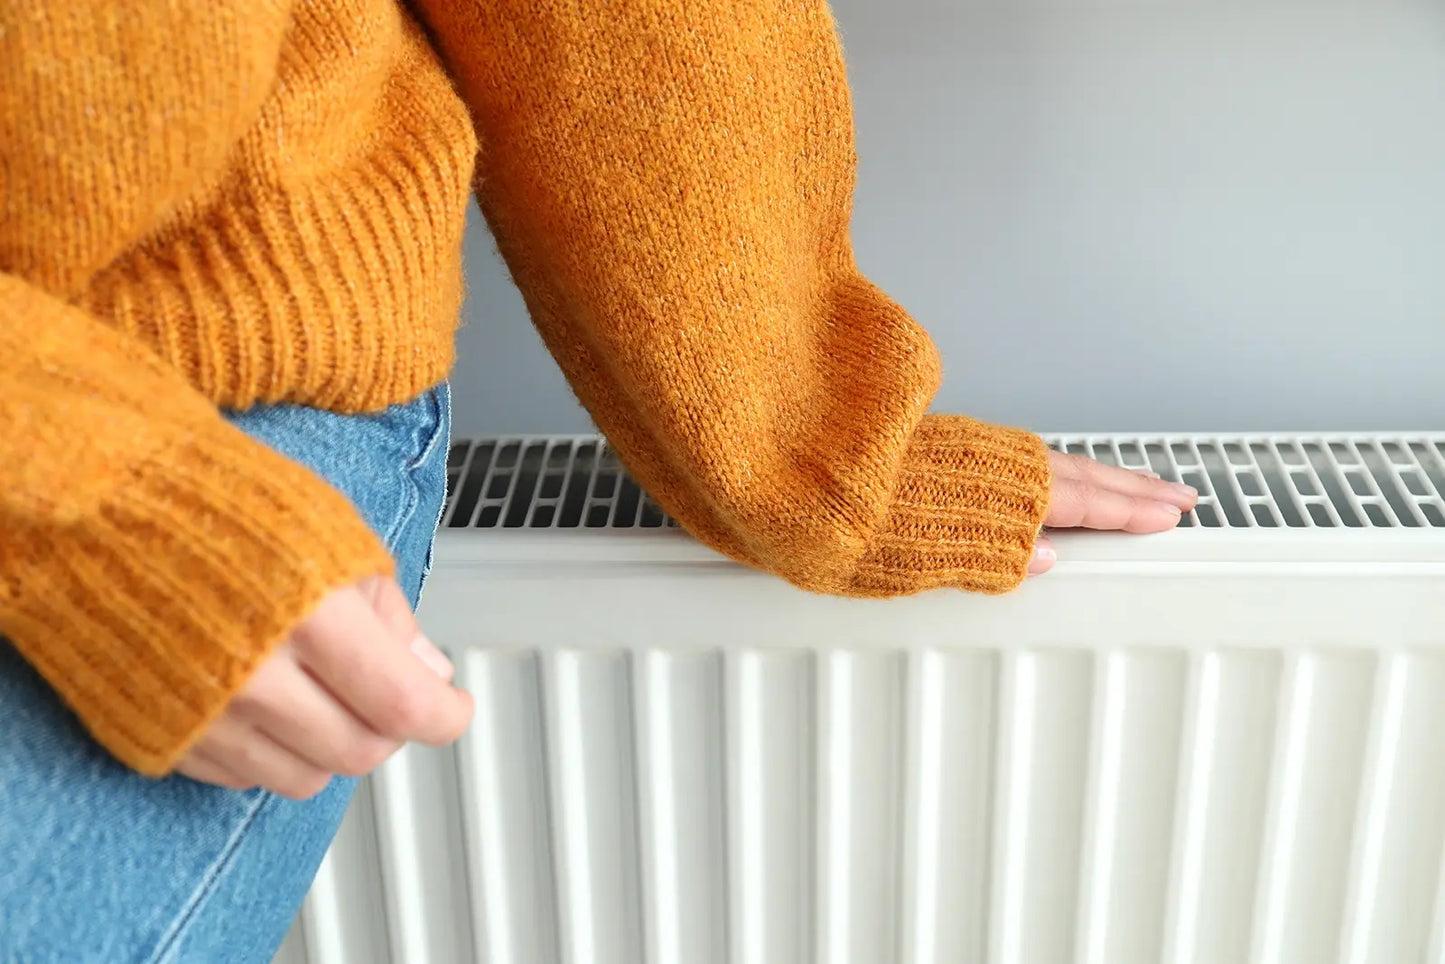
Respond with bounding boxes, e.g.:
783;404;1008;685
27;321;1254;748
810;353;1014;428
450;0;1445;437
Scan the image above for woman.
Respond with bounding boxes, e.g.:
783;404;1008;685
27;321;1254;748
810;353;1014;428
0;0;1195;959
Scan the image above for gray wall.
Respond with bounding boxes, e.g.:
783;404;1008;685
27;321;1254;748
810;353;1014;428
451;0;1445;437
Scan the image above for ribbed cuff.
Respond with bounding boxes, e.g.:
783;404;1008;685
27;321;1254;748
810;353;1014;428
850;416;1051;597
2;425;395;776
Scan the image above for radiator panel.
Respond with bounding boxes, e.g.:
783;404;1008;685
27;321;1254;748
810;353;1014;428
278;645;1445;964
272;432;1445;964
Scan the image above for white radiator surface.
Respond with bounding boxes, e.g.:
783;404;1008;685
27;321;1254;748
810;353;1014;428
275;434;1445;964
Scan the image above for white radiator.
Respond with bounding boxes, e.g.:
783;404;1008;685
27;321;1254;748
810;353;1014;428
274;433;1445;964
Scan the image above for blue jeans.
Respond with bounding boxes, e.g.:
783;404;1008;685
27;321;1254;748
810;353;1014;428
0;384;451;963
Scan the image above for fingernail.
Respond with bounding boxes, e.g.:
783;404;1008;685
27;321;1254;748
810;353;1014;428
1141;470;1162;480
1159;502;1184;521
1171;482;1198;499
1028;543;1057;574
410;634;453;678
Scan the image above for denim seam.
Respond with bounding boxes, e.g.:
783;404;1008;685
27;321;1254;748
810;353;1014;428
383;471;423;549
389;386;447;549
405;387;447;470
418;386;451;597
143;790;279;964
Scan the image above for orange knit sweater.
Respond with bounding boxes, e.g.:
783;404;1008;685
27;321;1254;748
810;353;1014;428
0;0;1050;775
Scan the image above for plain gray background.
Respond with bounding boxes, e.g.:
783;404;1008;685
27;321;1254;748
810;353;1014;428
450;0;1445;438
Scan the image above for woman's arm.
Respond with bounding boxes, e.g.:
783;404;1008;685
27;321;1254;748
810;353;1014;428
413;0;1052;595
0;1;394;775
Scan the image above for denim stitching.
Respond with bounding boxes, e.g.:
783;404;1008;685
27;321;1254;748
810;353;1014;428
389;387;447;551
418;385;451;596
143;791;278;964
405;387;448;470
383;472;422;549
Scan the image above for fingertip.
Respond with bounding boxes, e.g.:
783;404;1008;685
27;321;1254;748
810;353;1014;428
1135;474;1197;511
1028;538;1057;576
1166;482;1200;507
453;685;476;726
421;686;475;747
1133;502;1184;533
409;634;454;680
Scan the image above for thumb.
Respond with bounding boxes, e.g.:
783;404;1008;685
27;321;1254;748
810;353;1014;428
357;575;453;681
1028;534;1057;576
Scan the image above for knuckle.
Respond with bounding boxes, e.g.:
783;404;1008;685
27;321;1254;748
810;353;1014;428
440;697;475;744
303;771;333;797
332;748;368;778
1131;499;1172;532
1050;479;1088;521
288;625;330;662
1060;476;1089;502
228;694;267;726
279;771;332;801
418;703;470;748
378;679;431;736
1126;493;1155;517
337;739;394;777
1108;498;1141;529
231;738;267;772
435;716;468;745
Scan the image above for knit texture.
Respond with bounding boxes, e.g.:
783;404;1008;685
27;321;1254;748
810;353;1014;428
1;0;1050;774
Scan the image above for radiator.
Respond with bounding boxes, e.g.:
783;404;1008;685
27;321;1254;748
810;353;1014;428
273;433;1445;964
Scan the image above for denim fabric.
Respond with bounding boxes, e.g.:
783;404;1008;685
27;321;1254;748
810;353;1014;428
0;383;451;963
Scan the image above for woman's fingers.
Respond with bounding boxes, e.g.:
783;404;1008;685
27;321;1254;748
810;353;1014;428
1045;475;1184;532
229;649;403;778
356;575;454;681
291;586;473;748
186;716;332;800
1043;450;1197;535
1049;452;1198;509
175;751;254;792
176;577;472;797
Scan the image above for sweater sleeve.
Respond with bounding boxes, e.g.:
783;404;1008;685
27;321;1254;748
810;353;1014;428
413;0;1051;595
0;278;396;776
0;2;394;775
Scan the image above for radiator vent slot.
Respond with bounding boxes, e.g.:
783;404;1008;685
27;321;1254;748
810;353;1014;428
445;438;677;530
444;435;1445;531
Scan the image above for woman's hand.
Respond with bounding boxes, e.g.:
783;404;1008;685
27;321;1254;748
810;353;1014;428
1029;451;1199;576
175;575;474;799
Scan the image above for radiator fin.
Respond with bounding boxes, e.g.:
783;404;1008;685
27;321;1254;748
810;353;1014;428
281;645;1445;963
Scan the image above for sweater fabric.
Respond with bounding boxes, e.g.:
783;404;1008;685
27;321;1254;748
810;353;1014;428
0;0;1051;775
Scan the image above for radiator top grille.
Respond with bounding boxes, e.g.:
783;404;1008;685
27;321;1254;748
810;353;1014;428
443;435;1445;531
